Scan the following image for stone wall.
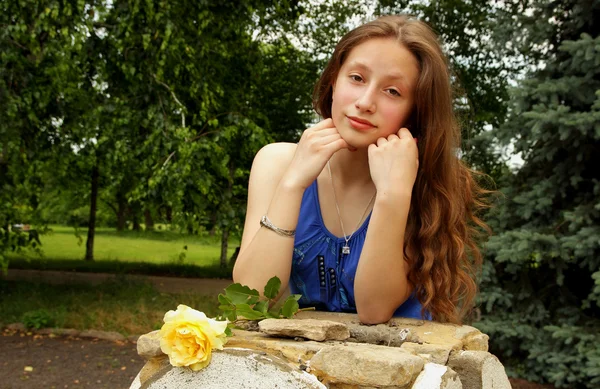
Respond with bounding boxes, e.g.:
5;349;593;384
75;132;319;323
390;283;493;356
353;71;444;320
131;311;511;389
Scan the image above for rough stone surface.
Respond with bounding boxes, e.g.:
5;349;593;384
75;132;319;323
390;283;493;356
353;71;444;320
131;312;506;389
234;319;260;331
448;351;511;389
51;328;80;337
79;329;126;342
259;318;350;341
228;329;326;367
347;322;416;346
462;332;490;352
400;342;452;365
130;355;170;389
294;311;489;351
411;363;462;389
6;323;26;331
310;343;424;388
130;348;325;389
137;330;163;359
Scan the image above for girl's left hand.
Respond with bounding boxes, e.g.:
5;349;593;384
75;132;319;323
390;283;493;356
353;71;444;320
367;128;419;195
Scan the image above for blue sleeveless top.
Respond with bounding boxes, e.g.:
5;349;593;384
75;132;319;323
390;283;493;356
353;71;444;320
290;180;429;320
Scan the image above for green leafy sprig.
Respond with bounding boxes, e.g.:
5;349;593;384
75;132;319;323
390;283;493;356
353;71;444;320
217;276;306;335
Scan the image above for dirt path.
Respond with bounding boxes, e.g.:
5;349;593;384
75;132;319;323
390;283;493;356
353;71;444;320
3;269;232;295
1;329;144;389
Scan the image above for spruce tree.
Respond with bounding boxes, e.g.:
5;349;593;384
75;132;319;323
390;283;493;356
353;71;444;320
476;1;600;387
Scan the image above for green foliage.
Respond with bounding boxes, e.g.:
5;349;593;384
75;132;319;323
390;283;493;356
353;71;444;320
477;1;600;387
217;276;302;323
1;0;317;264
21;309;54;330
1;278;219;335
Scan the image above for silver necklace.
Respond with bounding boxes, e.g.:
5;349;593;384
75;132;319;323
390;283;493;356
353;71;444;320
327;160;376;255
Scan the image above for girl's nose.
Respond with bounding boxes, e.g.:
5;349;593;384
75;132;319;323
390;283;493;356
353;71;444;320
354;88;377;113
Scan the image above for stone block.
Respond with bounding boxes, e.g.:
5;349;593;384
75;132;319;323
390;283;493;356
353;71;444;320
295;311;488;351
79;329;126;342
400;342;452;365
259;318;349;341
310;343;424;388
228;329;326;367
411;363;462;389
347;322;415;346
137;330;163;359
130;355;170;389
6;323;26;331
448;351;511;389
462;332;489;352
130;348;325;389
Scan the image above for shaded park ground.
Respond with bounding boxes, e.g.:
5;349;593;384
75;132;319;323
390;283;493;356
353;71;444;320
2;329;144;389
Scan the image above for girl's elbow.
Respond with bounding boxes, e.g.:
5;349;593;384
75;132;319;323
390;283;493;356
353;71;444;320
357;306;394;325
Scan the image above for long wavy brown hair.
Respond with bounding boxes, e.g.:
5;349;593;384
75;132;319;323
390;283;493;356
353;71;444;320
313;15;490;324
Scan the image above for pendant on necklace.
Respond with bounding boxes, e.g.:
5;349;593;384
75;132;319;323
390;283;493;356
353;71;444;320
342;245;350;255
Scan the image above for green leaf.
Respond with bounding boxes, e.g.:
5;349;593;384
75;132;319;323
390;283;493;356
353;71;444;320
253;300;269;314
235;304;266;320
263;276;281;299
224;326;233;337
281;297;300;319
224;283;260;305
220;309;237;322
289;294;302;301
218;294;232;306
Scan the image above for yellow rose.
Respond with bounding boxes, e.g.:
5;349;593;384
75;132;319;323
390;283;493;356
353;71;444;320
159;304;228;371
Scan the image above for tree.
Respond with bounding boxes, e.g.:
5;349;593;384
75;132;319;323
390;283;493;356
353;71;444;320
0;0;91;266
476;1;600;387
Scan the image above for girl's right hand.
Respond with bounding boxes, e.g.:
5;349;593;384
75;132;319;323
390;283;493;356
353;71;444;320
281;119;350;190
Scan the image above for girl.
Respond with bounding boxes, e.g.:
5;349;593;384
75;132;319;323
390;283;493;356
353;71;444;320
232;15;488;324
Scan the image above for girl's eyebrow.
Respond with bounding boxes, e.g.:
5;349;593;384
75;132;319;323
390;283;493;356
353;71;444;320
346;60;408;82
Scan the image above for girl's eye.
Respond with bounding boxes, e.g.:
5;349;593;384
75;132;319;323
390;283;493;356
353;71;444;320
387;88;401;97
350;74;363;82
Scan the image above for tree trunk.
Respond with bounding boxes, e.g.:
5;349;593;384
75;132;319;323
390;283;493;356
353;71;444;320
85;164;99;261
209;211;217;236
166;206;173;223
144;209;154;231
131;203;141;231
220;228;229;269
116;194;127;231
229;246;240;267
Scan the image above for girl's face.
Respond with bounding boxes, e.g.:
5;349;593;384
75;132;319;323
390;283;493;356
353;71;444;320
331;38;420;149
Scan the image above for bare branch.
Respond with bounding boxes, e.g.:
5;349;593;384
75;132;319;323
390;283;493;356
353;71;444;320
152;73;186;128
162;151;176;168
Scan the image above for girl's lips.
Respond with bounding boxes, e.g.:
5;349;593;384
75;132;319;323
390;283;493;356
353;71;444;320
347;116;375;131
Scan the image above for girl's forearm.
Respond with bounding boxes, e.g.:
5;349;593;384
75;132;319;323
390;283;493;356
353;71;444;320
354;191;412;324
232;180;305;297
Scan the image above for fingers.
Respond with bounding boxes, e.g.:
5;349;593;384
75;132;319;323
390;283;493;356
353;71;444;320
320;133;345;144
397;127;413;138
311;118;336;131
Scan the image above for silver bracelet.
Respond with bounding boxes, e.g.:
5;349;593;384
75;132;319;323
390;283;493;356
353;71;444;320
260;215;296;237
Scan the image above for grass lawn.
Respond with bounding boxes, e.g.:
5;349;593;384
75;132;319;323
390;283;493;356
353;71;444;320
0;278;220;335
7;225;239;267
